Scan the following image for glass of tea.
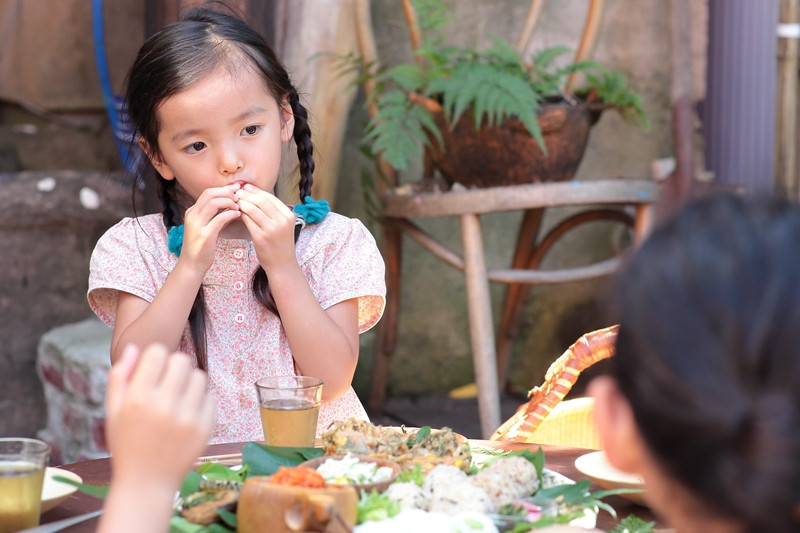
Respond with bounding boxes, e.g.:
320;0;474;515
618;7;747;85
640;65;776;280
255;376;323;447
0;438;51;533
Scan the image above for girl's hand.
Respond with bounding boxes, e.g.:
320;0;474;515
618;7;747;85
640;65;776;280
105;343;216;490
235;184;298;271
179;183;242;274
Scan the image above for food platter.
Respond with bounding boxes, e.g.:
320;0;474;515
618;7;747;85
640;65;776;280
41;467;82;513
172;422;613;532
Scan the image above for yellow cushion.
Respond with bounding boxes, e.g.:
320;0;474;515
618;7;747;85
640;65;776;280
520;397;600;450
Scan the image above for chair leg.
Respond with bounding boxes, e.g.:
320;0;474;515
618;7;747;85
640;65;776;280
461;213;502;438
367;221;402;416
496;208;544;388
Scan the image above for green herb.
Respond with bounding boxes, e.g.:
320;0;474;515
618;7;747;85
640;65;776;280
241;442;322;476
406;425;431;447
51;475;109;499
609;515;656;533
357;489;402;523
396;463;425;486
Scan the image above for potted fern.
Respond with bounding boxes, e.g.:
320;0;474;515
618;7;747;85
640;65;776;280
351;0;649;189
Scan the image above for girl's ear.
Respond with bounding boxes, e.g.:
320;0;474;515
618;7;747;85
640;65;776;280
279;98;295;143
588;376;647;474
138;137;175;181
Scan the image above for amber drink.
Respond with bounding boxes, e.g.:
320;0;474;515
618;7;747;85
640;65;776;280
0;439;50;533
255;376;323;447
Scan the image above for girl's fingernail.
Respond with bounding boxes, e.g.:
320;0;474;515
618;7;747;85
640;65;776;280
243;183;256;191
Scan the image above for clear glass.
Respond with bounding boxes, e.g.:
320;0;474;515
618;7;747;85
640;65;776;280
0;438;51;533
255;376;323;447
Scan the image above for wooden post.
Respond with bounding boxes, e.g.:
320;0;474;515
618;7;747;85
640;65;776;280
460;213;502;439
776;0;800;199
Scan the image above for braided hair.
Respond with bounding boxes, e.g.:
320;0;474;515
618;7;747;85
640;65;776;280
125;6;315;370
611;193;800;532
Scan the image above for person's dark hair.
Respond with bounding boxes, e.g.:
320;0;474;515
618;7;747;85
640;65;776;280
611;193;800;532
124;5;315;370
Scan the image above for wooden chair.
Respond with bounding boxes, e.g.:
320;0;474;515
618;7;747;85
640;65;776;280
353;1;657;438
490;325;618;447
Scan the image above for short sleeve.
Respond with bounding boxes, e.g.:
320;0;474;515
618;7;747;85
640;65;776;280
87;216;174;328
299;214;386;333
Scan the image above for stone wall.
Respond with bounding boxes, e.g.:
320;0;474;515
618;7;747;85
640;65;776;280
0;171;132;438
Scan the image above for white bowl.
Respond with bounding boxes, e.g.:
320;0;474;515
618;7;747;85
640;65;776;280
41;467;82;513
574;451;647;506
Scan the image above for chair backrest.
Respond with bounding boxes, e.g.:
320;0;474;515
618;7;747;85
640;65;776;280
490;324;618;444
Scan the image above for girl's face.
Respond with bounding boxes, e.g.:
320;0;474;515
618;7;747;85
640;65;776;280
147;63;294;200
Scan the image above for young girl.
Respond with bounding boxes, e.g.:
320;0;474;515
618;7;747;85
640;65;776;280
88;6;385;444
590;193;800;533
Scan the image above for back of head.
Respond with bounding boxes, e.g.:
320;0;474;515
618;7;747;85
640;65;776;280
612;193;800;532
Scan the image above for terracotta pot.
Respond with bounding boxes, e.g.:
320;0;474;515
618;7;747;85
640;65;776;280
425;96;602;188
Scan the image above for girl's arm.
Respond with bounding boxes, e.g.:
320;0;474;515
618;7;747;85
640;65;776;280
236;186;360;401
270;266;360;401
110;185;241;362
110;262;205;362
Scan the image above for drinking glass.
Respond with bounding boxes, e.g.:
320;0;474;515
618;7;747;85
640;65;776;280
0;438;51;533
255;376;323;447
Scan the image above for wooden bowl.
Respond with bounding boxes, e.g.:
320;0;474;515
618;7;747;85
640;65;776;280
301;454;401;494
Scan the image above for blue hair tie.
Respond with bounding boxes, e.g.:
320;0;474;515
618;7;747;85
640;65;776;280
168;225;184;257
293;196;330;225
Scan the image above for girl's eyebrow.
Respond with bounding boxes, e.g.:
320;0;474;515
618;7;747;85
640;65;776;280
170;106;269;143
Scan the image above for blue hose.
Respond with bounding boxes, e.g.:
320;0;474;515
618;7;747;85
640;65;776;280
92;0;141;175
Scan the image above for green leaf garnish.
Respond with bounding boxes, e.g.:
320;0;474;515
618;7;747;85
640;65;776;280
406;425;431;447
241;442;322;476
609;514;656;533
52;475;109;499
357;489;401;523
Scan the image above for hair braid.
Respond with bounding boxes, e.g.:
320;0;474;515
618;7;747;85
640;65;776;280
158;180;209;371
288;88;315;200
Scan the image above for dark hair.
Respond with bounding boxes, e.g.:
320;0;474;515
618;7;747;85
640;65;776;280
124;5;315;370
612;193;800;532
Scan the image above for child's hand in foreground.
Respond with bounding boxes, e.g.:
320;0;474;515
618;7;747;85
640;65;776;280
105;343;216;490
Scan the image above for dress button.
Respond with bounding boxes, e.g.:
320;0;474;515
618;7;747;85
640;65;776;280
235;313;245;324
233;281;244;291
233;249;245;259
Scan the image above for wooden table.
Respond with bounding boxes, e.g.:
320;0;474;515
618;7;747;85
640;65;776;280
41;440;664;531
368;179;659;438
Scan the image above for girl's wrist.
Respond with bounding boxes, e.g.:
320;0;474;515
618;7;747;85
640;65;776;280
170;257;209;287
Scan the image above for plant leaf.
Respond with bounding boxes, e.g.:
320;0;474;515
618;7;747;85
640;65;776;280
241;443;322;476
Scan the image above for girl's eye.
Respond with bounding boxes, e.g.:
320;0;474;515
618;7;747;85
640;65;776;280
186;141;206;154
243;125;261;136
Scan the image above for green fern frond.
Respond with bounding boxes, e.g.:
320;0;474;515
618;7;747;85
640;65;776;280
364;91;439;171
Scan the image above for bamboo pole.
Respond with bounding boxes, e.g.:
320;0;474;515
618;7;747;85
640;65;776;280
401;0;424;65
776;0;799;199
564;0;605;93
664;0;695;213
516;0;547;54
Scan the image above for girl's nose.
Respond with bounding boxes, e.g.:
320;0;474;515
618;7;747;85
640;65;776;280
219;146;243;175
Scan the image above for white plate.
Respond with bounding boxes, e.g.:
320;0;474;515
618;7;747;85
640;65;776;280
41;467;82;514
574;450;647;506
